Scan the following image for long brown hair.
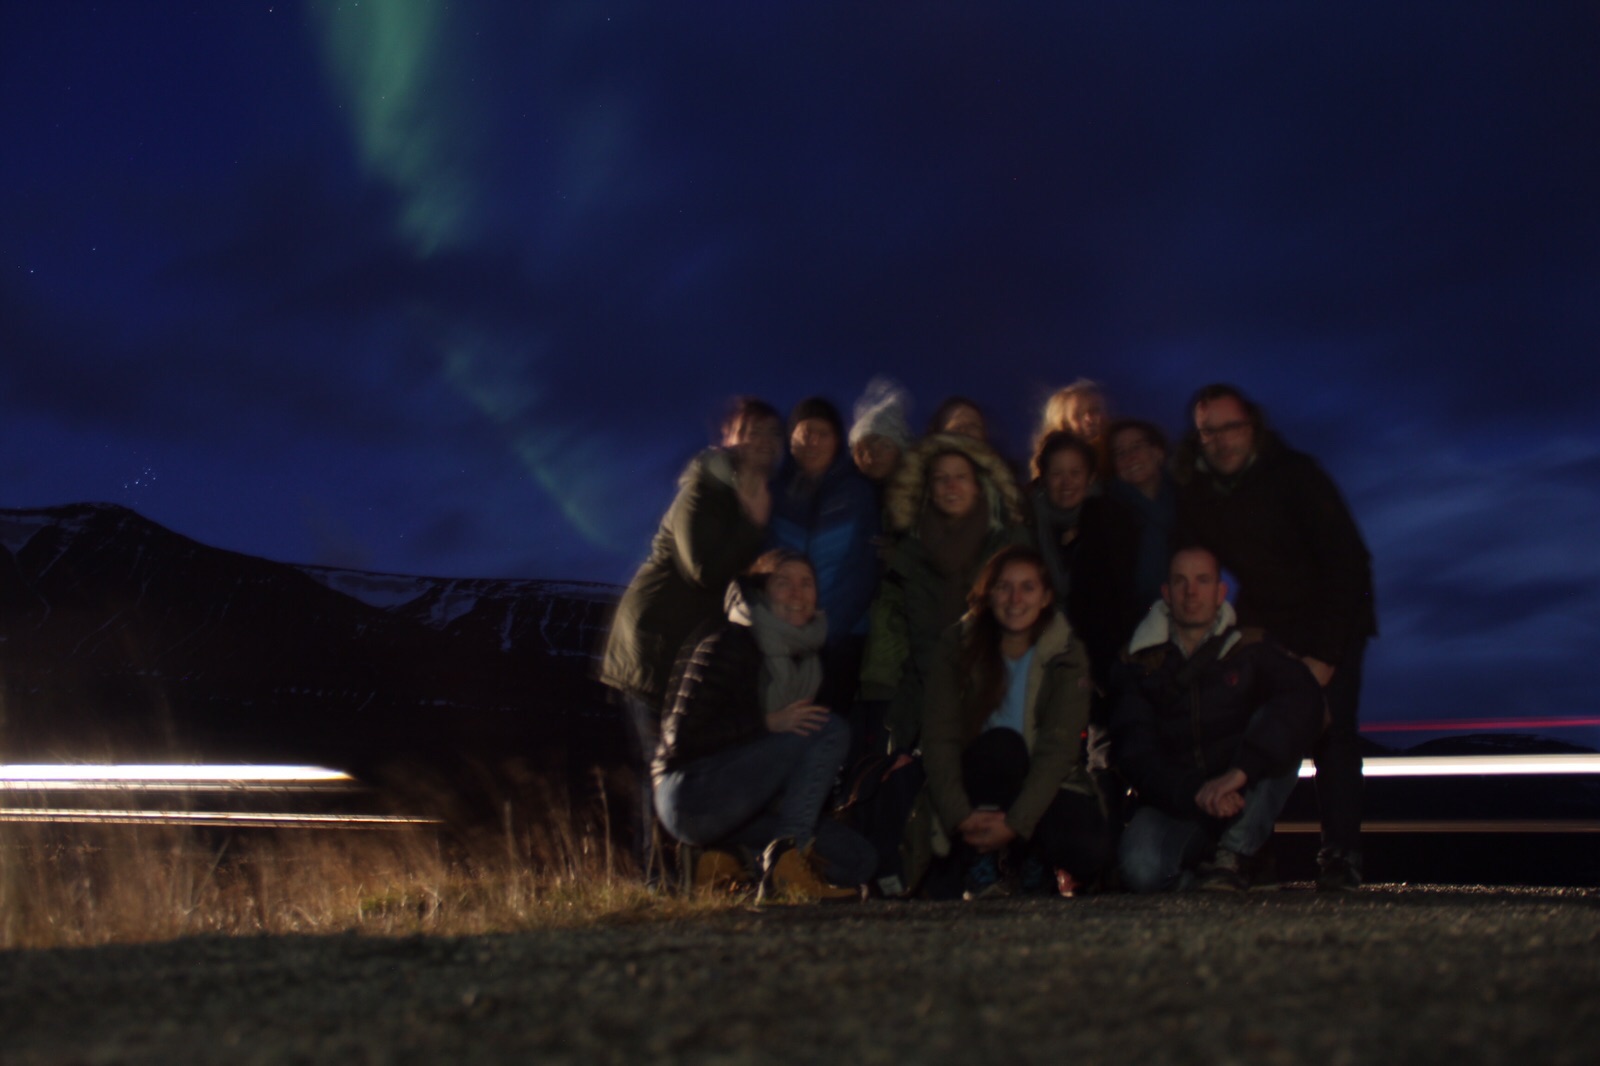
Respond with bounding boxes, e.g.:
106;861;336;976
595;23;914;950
957;545;1055;737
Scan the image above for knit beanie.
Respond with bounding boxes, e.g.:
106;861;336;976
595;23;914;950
848;376;913;449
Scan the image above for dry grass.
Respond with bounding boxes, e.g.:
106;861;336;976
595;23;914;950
0;776;737;951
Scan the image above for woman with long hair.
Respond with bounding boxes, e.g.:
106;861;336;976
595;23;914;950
921;545;1109;897
653;550;875;901
1037;379;1111;473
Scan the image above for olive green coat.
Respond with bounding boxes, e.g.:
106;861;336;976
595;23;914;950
599;449;767;707
858;433;1026;750
899;612;1096;893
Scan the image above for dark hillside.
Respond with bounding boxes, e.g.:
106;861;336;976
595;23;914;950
0;505;621;781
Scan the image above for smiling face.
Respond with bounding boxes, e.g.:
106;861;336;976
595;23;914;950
1111;426;1163;493
724;413;786;476
989;558;1053;638
790;417;839;479
1044;447;1092;510
765;558;818;628
929;452;982;519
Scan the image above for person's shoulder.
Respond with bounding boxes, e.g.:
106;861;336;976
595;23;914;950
823;460;879;506
678;447;736;489
1038;612;1088;665
1255;433;1325;476
1224;626;1303;668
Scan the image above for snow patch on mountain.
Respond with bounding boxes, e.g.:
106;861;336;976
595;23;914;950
297;567;434;610
0;511;69;555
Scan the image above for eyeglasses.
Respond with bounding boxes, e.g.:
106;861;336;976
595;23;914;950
1197;420;1251;443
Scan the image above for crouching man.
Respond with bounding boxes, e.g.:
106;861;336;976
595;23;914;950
1110;546;1323;891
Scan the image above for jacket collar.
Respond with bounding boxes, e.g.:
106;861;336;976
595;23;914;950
1127;599;1239;658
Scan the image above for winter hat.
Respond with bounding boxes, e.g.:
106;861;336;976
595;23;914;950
848;376;913;449
789;395;846;439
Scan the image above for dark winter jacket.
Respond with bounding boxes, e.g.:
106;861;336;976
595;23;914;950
768;450;881;641
1106;474;1178;615
650;616;767;783
600;449;767;707
1174;431;1376;666
1109;602;1324;819
859;434;1028;751
1024;484;1142;686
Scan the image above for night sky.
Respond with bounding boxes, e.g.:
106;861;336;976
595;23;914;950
3;3;1596;743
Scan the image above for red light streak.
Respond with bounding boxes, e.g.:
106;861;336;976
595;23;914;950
1364;717;1600;734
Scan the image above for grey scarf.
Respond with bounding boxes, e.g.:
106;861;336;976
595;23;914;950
742;595;828;714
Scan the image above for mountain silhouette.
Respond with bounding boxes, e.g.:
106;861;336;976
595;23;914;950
0;504;622;781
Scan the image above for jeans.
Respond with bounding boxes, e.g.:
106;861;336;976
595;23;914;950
1119;771;1299;893
1314;640;1366;857
654;712;876;886
962;728;1110;885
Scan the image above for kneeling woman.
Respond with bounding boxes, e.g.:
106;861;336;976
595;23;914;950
653;550;875;900
922;545;1110;897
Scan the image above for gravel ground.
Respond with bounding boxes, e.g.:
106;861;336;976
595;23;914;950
4;885;1599;1065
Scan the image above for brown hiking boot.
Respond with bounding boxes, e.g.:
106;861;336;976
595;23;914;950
690;847;750;895
757;839;860;904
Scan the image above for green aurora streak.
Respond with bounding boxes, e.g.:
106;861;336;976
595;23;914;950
309;0;622;552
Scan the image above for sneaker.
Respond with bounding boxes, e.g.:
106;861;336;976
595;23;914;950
757;839;859;904
1196;847;1248;892
962;853;1012;901
1316;848;1363;892
690;847;749;895
1054;868;1079;898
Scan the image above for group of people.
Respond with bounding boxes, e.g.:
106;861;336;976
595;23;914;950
598;378;1376;901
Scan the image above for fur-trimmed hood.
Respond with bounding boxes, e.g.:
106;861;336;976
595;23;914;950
883;433;1024;534
1127;598;1240;657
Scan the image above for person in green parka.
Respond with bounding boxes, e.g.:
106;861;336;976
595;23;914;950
859;432;1027;753
921;545;1108;898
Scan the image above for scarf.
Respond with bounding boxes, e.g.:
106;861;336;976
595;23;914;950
740;594;828;714
1030;483;1082;603
918;504;991;630
918;503;990;579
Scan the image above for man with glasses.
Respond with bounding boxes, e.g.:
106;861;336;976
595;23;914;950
1173;384;1376;890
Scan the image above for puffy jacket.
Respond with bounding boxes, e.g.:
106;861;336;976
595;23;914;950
768;450;881;640
859;433;1028;750
651;616;766;783
1108;603;1324;818
600;449;767;707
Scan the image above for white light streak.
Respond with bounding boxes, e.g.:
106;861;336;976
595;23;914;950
1275;820;1600;834
1297;754;1600;778
0;764;354;787
0;809;438;829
